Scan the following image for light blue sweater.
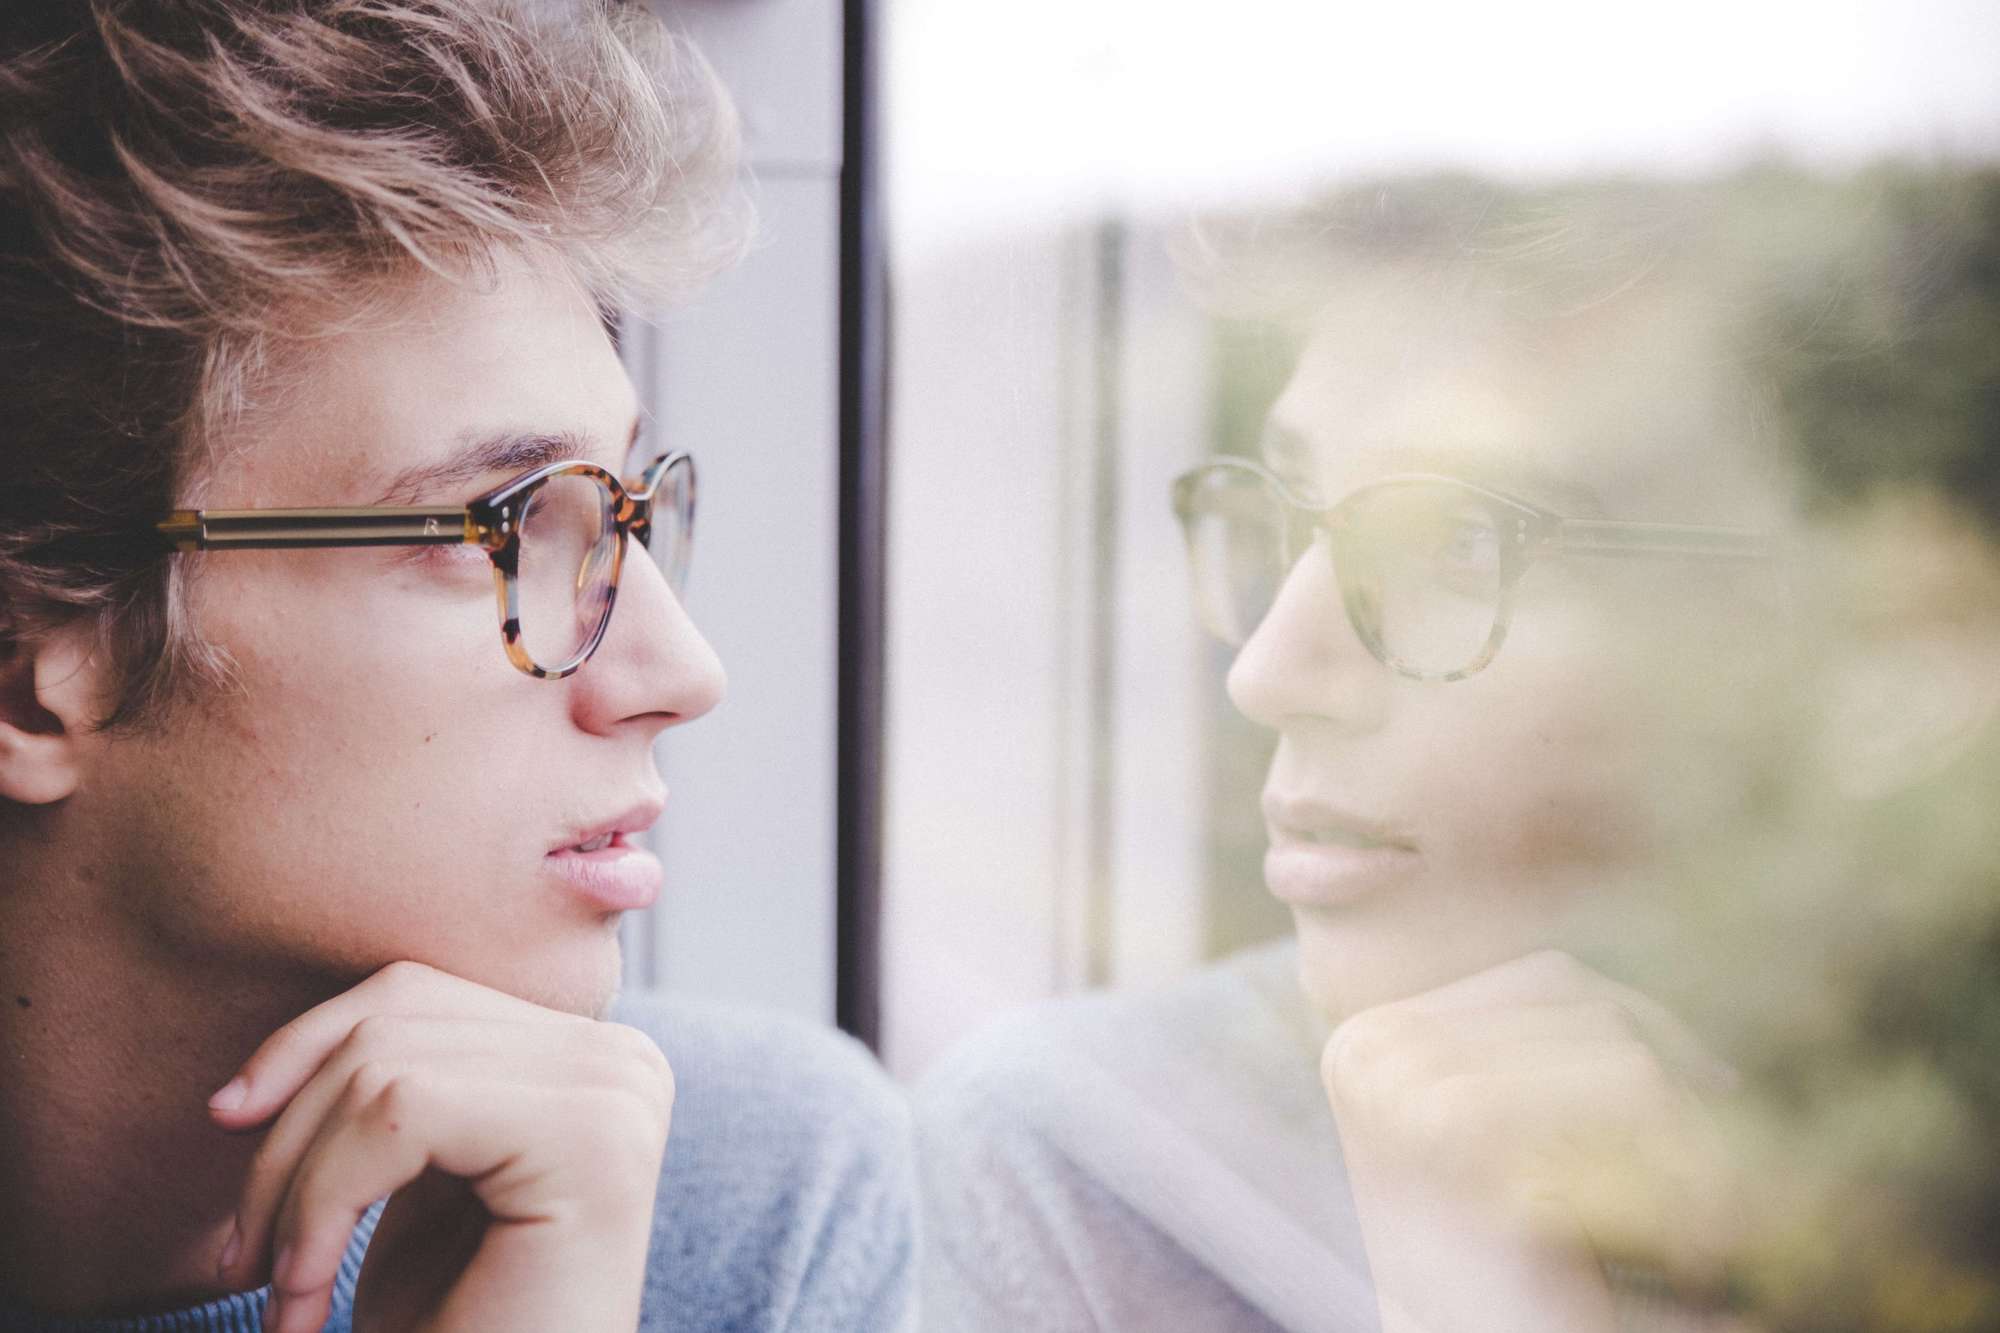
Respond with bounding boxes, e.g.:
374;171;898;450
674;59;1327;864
1;992;916;1333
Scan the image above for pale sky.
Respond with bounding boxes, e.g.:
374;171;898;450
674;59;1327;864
888;0;2000;256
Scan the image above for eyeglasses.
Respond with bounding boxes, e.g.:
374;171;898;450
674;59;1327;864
156;451;694;679
1170;457;1776;682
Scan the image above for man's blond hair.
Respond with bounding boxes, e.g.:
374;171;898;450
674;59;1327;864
0;0;745;727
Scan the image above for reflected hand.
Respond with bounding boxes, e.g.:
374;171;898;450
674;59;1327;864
208;961;672;1333
1320;950;1744;1333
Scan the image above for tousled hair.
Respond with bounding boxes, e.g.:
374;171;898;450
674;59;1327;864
0;0;745;727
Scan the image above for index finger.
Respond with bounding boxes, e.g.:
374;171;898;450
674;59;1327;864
207;960;573;1129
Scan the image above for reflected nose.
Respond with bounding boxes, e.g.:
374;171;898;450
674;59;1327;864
1226;535;1388;733
570;536;724;738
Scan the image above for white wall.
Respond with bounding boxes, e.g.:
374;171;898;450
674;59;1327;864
623;0;844;1025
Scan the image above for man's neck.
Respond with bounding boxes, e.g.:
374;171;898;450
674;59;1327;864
0;867;340;1318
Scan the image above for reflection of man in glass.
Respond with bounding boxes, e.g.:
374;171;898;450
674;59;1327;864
918;171;2000;1331
0;5;911;1328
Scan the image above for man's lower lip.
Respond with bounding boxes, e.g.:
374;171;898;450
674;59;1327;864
1264;841;1420;907
545;845;662;911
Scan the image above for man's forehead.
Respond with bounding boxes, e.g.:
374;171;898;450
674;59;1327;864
1267;309;1792;524
1263;341;1609;512
210;259;639;504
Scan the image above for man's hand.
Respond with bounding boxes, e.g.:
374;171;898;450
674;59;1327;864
208;961;673;1333
1320;950;1743;1333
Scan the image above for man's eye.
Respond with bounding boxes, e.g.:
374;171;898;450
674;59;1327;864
1439;522;1500;569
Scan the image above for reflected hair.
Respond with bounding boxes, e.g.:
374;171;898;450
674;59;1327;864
0;0;747;729
1177;166;2000;529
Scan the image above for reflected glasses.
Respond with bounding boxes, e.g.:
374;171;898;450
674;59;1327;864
156;451;694;679
1170;457;1774;682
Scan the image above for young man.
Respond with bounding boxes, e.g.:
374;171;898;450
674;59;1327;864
0;3;911;1330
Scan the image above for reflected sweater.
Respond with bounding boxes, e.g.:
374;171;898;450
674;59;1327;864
914;939;1380;1333
1;993;916;1333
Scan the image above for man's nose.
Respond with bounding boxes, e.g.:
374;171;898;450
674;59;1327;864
570;538;725;738
1225;536;1389;734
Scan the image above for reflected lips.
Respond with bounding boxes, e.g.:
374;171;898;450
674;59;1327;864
1263;795;1419;907
547;801;665;912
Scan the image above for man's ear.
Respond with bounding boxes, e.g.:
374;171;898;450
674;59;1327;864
0;622;109;806
1816;622;2000;802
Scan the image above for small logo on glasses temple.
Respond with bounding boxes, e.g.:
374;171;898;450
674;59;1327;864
424;518;441;536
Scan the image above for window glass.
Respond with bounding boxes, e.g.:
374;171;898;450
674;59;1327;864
885;3;2000;1327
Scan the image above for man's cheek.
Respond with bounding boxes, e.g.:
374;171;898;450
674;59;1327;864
1459;718;1660;875
1493;779;1654;877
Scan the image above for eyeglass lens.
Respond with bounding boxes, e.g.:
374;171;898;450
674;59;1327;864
517;473;620;672
648;459;692;596
1180;466;1507;678
1334;483;1505;676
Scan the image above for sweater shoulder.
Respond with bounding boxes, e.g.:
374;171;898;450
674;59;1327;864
608;992;916;1333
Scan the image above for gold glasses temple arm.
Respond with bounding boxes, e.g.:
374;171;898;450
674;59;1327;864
156;507;476;552
1552;519;1777;561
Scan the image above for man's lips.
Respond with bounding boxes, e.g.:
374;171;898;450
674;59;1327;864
546;798;666;912
1262;793;1420;908
550;798;666;856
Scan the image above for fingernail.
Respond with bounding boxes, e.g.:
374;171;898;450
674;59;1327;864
209;1077;249;1113
218;1219;241;1280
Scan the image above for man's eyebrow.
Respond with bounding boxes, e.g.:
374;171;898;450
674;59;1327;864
373;419;644;504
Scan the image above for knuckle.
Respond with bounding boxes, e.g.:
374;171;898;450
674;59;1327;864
619;1083;671;1141
342;1012;398;1058
602;1020;662;1065
567;1087;669;1178
371;1071;426;1121
603;1083;670;1146
630;1056;675;1119
341;1059;402;1112
370;959;436;996
598;1023;675;1105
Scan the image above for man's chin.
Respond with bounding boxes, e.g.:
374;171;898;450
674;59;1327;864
446;931;627;1019
538;942;627;1019
1290;908;1506;1023
1287;876;1590;1022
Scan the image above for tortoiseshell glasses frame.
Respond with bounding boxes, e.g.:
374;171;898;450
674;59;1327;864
155;451;694;679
